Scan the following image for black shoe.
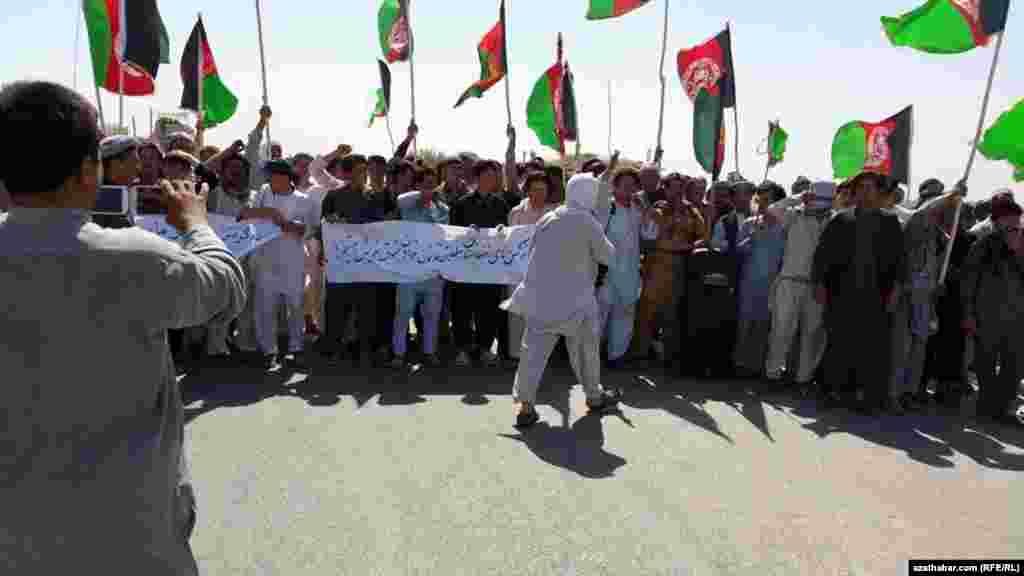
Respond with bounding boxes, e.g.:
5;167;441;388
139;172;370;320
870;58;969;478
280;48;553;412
262;353;278;370
586;389;623;414
514;408;540;429
283;353;306;370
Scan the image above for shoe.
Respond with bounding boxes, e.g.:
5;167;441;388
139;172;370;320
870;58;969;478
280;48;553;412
389;355;406;369
454;351;472;368
284;353;306;370
514;407;540;429
422;354;441;367
262;353;278;370
481;351;500;367
586;389;623;414
606;358;627;371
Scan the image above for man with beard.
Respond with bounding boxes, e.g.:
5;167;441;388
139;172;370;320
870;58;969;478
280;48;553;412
450;159;512;368
502;166;623;428
762;181;834;395
732;181;787;378
629;173;705;366
961;196;1024;427
812;171;906;415
886;178;964;413
638;163;663;205
710;180;755;254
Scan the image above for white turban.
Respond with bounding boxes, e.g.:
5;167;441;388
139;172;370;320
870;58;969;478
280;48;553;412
565;173;601;214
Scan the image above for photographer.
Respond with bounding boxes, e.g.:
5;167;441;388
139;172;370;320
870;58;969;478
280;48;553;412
0;81;246;573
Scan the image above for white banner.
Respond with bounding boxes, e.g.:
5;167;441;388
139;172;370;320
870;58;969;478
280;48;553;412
323;222;534;285
136;214;282;258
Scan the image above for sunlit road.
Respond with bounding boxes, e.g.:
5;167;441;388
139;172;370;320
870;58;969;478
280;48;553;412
180;356;1024;575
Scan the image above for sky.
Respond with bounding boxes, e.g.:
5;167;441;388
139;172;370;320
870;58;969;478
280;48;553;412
3;0;1021;201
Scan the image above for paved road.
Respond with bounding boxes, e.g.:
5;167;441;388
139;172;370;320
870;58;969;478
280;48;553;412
180;357;1024;575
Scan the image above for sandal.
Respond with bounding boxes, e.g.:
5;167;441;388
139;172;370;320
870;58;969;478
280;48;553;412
514;408;540;429
586;389;623;414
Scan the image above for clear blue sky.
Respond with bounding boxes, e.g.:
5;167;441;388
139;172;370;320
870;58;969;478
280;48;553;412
5;0;1021;199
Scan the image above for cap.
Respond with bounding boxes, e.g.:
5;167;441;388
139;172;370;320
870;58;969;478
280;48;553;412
99;135;139;160
166;131;195;144
471;159;502;177
264;159;297;180
792;176;812;195
581;158;607;174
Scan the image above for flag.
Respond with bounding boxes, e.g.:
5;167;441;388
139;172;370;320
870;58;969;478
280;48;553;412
882;0;1009;54
454;1;507;108
370;59;392;127
678;28;736;181
831;106;913;184
82;0;169;96
586;0;652;20
978;99;1024;182
767;122;788;167
527;34;577;154
378;0;411;63
180;18;238;129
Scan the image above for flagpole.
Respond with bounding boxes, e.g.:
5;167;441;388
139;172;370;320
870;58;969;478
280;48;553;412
607;80;613;158
728;21;739;176
502;0;512;130
73;2;83;91
132;116;137;137
118;62;124;130
384;112;397;151
254;0;272;156
93;79;106;132
403;0;417;155
197;14;204;136
940;30;1006;286
149;107;154;138
654;0;669;168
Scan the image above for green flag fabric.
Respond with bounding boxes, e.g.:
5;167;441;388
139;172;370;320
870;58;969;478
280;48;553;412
831;107;913;183
768;122;788;167
978;99;1024;183
586;0;651;20
677;29;736;180
180;18;238;129
881;0;1009;54
378;0;411;63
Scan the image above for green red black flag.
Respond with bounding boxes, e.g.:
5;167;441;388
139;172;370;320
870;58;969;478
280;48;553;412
82;0;170;96
882;0;1009;54
454;0;507;108
180;18;238;129
678;28;736;182
831;106;913;184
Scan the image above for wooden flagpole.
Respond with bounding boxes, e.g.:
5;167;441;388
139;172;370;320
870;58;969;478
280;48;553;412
939;30;1006;286
502;0;512;129
654;0;669;168
197;14;204;136
118;61;125;130
254;0;272;157
402;0;417;155
607;80;613;158
728;21;739;176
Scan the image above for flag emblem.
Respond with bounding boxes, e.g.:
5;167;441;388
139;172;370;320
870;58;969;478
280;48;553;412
865;125;893;170
682;59;723;101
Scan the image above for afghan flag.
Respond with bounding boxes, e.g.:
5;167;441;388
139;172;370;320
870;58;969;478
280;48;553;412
454;1;507;108
526;35;578;154
586;0;652;20
678;29;736;181
767;122;788;168
978;99;1024;182
882;0;1009;54
379;0;411;63
180;18;238;129
831;106;913;184
82;0;169;96
369;60;392;127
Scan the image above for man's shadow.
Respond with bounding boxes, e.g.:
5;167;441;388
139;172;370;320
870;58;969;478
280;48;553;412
498;412;627;479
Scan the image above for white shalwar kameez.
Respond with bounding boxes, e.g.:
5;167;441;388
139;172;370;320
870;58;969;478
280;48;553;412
206;186;254;356
502;175;615;405
598;197;644;361
249;184;319;355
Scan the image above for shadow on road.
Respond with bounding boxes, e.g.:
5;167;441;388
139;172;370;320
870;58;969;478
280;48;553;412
498;413;627;479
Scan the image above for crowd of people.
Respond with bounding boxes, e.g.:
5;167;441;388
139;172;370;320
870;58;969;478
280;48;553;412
7;98;1023;430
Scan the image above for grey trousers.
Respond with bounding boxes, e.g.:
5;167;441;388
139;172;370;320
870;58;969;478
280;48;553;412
765;279;826;383
512;312;605;405
889;292;929;399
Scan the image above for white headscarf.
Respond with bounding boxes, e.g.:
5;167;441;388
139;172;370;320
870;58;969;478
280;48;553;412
565;173;601;214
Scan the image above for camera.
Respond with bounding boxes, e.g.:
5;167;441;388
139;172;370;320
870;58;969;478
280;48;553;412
94;186;135;216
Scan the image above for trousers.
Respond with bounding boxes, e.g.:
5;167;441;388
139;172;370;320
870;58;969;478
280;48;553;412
765;279;826;383
325;284;377;356
512;311;605;405
889;293;929;399
303;240;323;325
452;284;505;354
974;331;1022;419
598;287;637;361
254;279;304;355
393;279;445;356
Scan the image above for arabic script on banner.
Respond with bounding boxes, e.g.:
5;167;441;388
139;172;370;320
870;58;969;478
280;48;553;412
135;214;282;258
323;222;534;285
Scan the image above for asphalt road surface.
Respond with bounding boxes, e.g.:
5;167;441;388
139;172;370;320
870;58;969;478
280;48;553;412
180;356;1024;576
